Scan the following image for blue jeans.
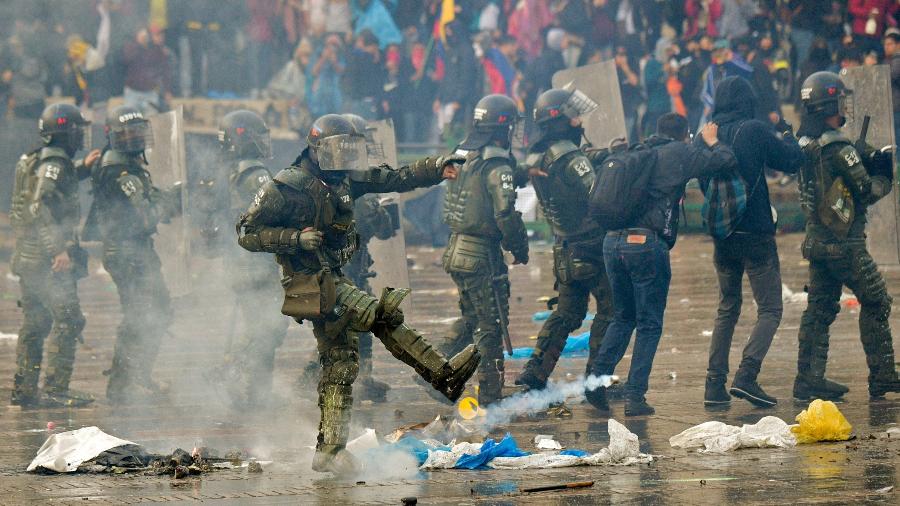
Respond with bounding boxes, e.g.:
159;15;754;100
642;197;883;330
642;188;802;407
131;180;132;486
593;230;672;399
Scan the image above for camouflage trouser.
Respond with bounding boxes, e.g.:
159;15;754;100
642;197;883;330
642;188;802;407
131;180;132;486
798;238;896;389
444;264;509;406
104;245;171;400
224;277;289;407
523;270;613;385
309;278;451;456
12;264;85;401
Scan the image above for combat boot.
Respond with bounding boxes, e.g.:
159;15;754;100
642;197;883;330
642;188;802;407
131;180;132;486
514;369;547;391
624;396;655;416
357;378;390;403
704;374;731;406
863;333;900;399
312;447;359;474
584;386;610;413
794;339;847;401
729;358;776;408
377;321;480;402
42;389;95;408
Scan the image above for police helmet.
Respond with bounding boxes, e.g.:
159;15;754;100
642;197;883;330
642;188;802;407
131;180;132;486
342;113;368;138
106;105;153;154
219;110;272;158
800;71;852;119
533;87;598;125
39;103;90;153
459;94;520;150
306;114;367;173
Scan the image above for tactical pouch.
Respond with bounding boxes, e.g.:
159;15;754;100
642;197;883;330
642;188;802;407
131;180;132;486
818;178;854;239
280;268;336;320
801;237;846;261
443;233;490;274
554;237;603;283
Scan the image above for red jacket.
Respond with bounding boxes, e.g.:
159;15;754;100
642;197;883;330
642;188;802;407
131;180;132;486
848;0;897;38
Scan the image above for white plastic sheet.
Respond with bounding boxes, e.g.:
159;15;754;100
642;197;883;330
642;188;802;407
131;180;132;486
669;416;796;453
421;419;653;470
28;426;135;473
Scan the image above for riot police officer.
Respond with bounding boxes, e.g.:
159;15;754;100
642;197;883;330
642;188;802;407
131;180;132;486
514;88;613;406
237;113;479;473
86;105;181;405
795;71;900;400
10;103;98;408
214;110;290;408
440;94;529;407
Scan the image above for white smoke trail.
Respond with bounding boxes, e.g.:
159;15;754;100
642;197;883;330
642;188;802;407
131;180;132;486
478;374;615;430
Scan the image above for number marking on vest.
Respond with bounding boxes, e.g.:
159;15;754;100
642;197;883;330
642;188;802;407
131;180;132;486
844;150;861;167
574;160;591;177
121;180;138;197
44;165;60;181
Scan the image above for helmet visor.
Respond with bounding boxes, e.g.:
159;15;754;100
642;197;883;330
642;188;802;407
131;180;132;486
560;88;599;119
316;134;368;172
839;90;854;123
110;121;154;153
78;124;92;152
252;130;273;159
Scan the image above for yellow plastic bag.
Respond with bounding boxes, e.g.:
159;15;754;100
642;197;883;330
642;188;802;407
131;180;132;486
791;399;853;444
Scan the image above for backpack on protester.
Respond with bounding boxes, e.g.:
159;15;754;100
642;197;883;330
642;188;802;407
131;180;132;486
588;140;665;231
701;122;762;240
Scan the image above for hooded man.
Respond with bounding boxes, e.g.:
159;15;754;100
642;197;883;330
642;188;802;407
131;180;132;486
700;76;804;408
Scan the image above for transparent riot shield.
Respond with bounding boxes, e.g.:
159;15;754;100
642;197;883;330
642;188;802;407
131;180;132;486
145;106;191;296
552;60;629;148
359;119;411;305
840;65;900;265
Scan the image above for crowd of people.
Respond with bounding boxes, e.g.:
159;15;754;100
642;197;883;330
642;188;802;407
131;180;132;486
4;1;900;145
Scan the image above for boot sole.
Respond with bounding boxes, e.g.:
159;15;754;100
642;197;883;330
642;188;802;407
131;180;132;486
703;399;731;406
729;387;776;408
792;392;845;402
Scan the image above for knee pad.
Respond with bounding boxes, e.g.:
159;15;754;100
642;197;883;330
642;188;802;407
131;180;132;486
377;287;410;327
335;283;380;332
320;348;359;386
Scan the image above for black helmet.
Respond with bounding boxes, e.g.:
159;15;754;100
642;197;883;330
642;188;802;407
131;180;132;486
39;103;90;153
106;105;153;154
459;94;520;150
219;109;271;158
800;71;852;118
533;87;598;125
342;113;368;138
306;114;367;173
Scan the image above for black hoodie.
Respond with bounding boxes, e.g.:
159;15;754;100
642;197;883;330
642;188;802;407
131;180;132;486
704;76;805;236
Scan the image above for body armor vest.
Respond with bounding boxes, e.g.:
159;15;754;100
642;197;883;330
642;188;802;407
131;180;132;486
527;140;599;239
443;146;510;239
90;149;157;244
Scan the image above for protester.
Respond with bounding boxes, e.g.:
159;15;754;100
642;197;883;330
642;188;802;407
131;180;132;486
121;25;172;115
588;114;738;416
700;76;804;409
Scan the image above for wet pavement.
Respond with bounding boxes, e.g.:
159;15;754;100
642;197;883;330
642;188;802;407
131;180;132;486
0;233;899;504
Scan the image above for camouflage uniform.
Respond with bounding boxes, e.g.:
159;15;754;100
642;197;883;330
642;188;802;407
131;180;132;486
10;147;89;406
87;149;179;403
441;145;529;405
797;129;900;399
237;153;478;469
517;140;612;389
343;195;396;400
220;159;289;407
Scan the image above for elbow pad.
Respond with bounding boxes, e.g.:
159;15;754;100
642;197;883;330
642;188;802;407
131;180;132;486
249;227;302;254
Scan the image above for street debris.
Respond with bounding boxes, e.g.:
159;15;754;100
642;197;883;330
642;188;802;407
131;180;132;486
792;400;853;443
534;435;564;450
523;481;594;493
669;416;796;453
28;426;265;476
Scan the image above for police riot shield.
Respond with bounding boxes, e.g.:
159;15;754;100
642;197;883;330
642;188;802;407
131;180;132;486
552;60;629;147
840;65;900;265
361;119;410;305
145;106;192;296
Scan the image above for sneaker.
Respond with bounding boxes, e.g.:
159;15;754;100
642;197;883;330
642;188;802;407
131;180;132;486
730;380;776;408
584;387;610;413
624;397;655;416
704;377;731;406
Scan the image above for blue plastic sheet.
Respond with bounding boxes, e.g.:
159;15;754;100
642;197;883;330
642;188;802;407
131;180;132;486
560;449;590;457
504;331;592;360
387;437;449;466
454;434;530;470
532;311;594;322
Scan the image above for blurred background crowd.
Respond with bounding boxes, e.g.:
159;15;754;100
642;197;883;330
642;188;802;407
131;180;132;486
1;0;899;145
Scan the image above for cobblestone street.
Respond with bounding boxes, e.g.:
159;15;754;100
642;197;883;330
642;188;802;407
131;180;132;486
0;234;898;504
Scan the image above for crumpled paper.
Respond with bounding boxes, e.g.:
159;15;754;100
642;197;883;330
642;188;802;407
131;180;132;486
669;416;796;453
28;426;135;473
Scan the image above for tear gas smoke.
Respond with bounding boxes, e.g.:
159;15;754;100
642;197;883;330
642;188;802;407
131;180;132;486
478;374;615;430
